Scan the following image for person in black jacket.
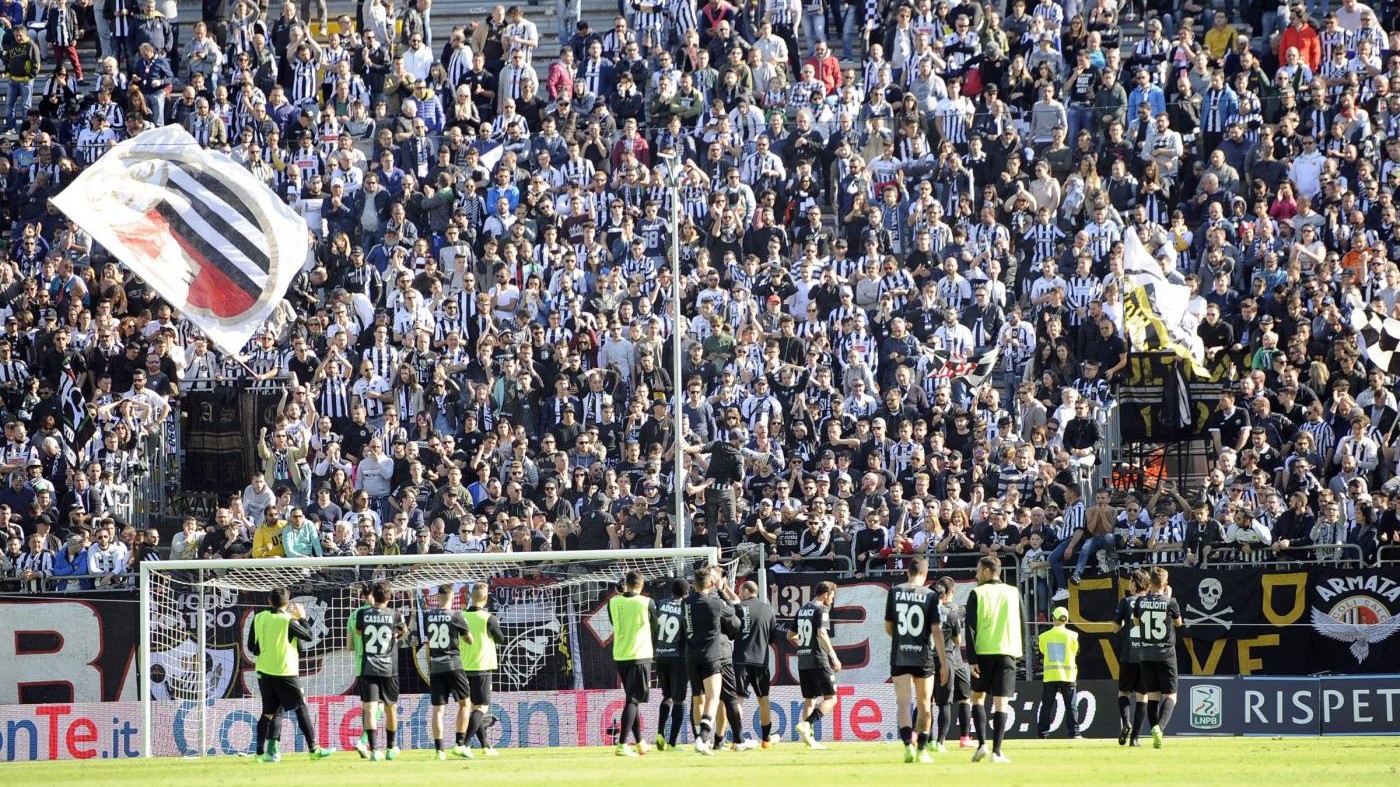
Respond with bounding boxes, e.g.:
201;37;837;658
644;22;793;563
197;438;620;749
1183;501;1226;566
683;566;741;755
1063;400;1101;467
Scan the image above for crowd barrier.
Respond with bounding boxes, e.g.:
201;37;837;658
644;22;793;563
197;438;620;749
0;681;1114;761
2;673;1394;761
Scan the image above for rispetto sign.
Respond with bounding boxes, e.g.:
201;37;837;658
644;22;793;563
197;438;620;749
1172;676;1400;736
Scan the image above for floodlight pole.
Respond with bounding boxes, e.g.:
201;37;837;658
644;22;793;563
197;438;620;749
661;152;687;551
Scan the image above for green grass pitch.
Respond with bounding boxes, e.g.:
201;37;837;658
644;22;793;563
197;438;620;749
5;738;1396;785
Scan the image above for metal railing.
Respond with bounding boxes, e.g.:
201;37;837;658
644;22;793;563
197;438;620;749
0;572;139;594
1096;401;1121;495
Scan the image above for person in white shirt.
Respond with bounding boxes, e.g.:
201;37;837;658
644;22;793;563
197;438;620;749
1290;136;1326;198
489;270;522;324
86;526;129;586
1335;0;1373;31
401;32;435;82
169;516;204;560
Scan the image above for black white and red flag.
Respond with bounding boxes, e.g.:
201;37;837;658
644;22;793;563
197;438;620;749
924;346;1001;389
51;126;308;356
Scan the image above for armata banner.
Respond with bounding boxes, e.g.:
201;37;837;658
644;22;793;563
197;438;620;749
181;390;248;496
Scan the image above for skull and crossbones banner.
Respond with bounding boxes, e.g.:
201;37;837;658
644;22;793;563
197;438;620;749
1177;574;1261;641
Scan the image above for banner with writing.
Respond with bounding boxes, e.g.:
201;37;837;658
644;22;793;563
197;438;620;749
1118;352;1224;442
6;567;1400;708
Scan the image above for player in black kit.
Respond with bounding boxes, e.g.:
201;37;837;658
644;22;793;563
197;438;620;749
1132;567;1183;749
418;584;474;759
885;557;950;764
1113;569;1150;746
790;581;840;750
683;566;741;755
652;578;690;752
934;576;973;752
350;582;408;761
732;580;780;749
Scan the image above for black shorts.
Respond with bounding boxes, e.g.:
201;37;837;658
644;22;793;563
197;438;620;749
971;655;1016;697
688;660;738;701
430;670;471;706
1135;660;1178;695
617;661;652;702
686;658;721;694
936;664;972;706
1118;661;1141;694
798;667;837;699
257;674;305;714
736;663;771;699
358;674;400;704
466;673;493;705
656;658;688;701
891;664;937;679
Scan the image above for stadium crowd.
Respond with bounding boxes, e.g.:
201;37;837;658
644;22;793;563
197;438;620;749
3;0;1400;599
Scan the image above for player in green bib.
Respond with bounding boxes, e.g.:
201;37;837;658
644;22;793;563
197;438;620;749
246;587;335;762
608;570;655;757
460;582;505;756
965;555;1023;764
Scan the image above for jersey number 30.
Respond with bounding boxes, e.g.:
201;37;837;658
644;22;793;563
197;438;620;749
895;602;925;637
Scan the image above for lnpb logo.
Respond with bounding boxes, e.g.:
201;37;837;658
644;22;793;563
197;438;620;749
1188;684;1223;730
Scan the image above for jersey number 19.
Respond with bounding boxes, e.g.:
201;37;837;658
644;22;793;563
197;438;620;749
657;614;681;644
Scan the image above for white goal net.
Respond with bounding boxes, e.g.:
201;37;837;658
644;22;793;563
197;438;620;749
138;548;728;758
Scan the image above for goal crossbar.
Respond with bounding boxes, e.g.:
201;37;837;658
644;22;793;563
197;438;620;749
147;547;720;574
138;547;719;758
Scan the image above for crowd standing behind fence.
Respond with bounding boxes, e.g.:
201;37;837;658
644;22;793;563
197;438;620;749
4;0;1400;613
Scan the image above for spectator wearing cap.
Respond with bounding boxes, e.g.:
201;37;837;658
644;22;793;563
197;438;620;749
52;533;92;591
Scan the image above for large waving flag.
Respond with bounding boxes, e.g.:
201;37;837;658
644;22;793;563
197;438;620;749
924;345;1002;389
51;125;308;356
1120;227;1220;378
1350;305;1400;376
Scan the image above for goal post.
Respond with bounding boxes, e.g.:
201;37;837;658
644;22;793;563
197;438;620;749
138;547;722;758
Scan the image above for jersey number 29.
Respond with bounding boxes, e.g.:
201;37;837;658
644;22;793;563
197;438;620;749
364;623;394;655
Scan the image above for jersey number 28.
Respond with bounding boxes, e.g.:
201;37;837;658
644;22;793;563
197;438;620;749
426;621;452;650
